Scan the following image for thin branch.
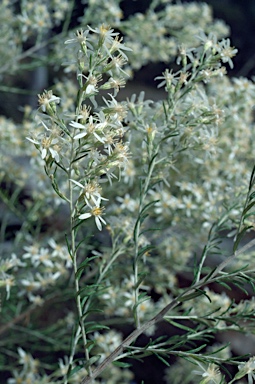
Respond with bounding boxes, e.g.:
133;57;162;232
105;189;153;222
80;236;255;384
0;304;36;336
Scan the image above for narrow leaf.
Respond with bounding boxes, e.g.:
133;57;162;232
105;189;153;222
178;289;205;302
233;226;253;252
242;201;255;216
154;352;170;367
68;365;83;378
112;361;132;368
167;320;197;333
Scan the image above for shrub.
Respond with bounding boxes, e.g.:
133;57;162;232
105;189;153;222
1;1;255;383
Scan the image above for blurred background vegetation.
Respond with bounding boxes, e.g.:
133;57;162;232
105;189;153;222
1;1;255;382
1;0;255;121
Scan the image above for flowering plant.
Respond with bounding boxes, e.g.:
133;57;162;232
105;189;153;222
1;1;255;384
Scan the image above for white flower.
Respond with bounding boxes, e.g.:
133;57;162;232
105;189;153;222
19;275;41;294
58;356;70;376
93;330;122;362
77;73;100;95
182;195;197;217
192;362;223;383
116;193;138;212
17;347;39;372
48;239;72;267
32;247;54;268
28;295;44;306
23;244;40;260
70;116;105;143
218;38;238;69
88;24;118;46
64;29;90;47
78;198;107;231
0;273;15;299
38;90;60;113
70;179;108;205
1;253;25;271
7;369;25;384
27;135;60;162
155;69;177;90
69;121;88;139
237;357;255;384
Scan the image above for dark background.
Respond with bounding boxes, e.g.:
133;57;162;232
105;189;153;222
1;2;255;382
2;0;255;121
186;0;255;78
125;0;255;83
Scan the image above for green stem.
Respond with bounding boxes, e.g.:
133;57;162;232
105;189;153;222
67;136;92;380
80;237;255;384
133;148;158;328
234;164;255;244
82;246;124;323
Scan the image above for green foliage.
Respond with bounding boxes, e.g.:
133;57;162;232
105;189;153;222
1;1;255;384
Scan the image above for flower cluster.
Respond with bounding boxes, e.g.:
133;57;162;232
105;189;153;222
50;1;230;77
17;0;71;40
181;288;231;318
26;26;131;231
1;239;71;303
0;1;22;77
2;2;255;384
165;344;231;384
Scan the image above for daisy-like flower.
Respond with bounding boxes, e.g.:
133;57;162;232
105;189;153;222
196;31;218;53
69;120;88;140
19;274;41;297
38;90;60;114
28;295;44;306
17;348;39;373
236;357;255;384
32;247;54;268
1;253;25;271
177;45;195;66
35;271;61;289
192;362;224;384
155;69;178;90
88;24;119;47
70;178;108;205
108;35;132;60
109;55;128;77
70;116;105;143
76;105;91;124
27;134;60;162
116;193;138;212
103;54;128;76
182;195;197;217
58;356;70;377
100;77;126;96
41;136;60;162
65;29;89;45
218;38;238;69
64;29;90;54
111;141;129;164
7;369;25;384
77;73;101;95
93;330;123;362
78;198;107;231
48;238;72;267
103;94;127;120
0;273;15;299
23;244;40;260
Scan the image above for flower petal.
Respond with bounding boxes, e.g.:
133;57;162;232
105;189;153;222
74;132;87;139
69;121;86;129
79;213;92;220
